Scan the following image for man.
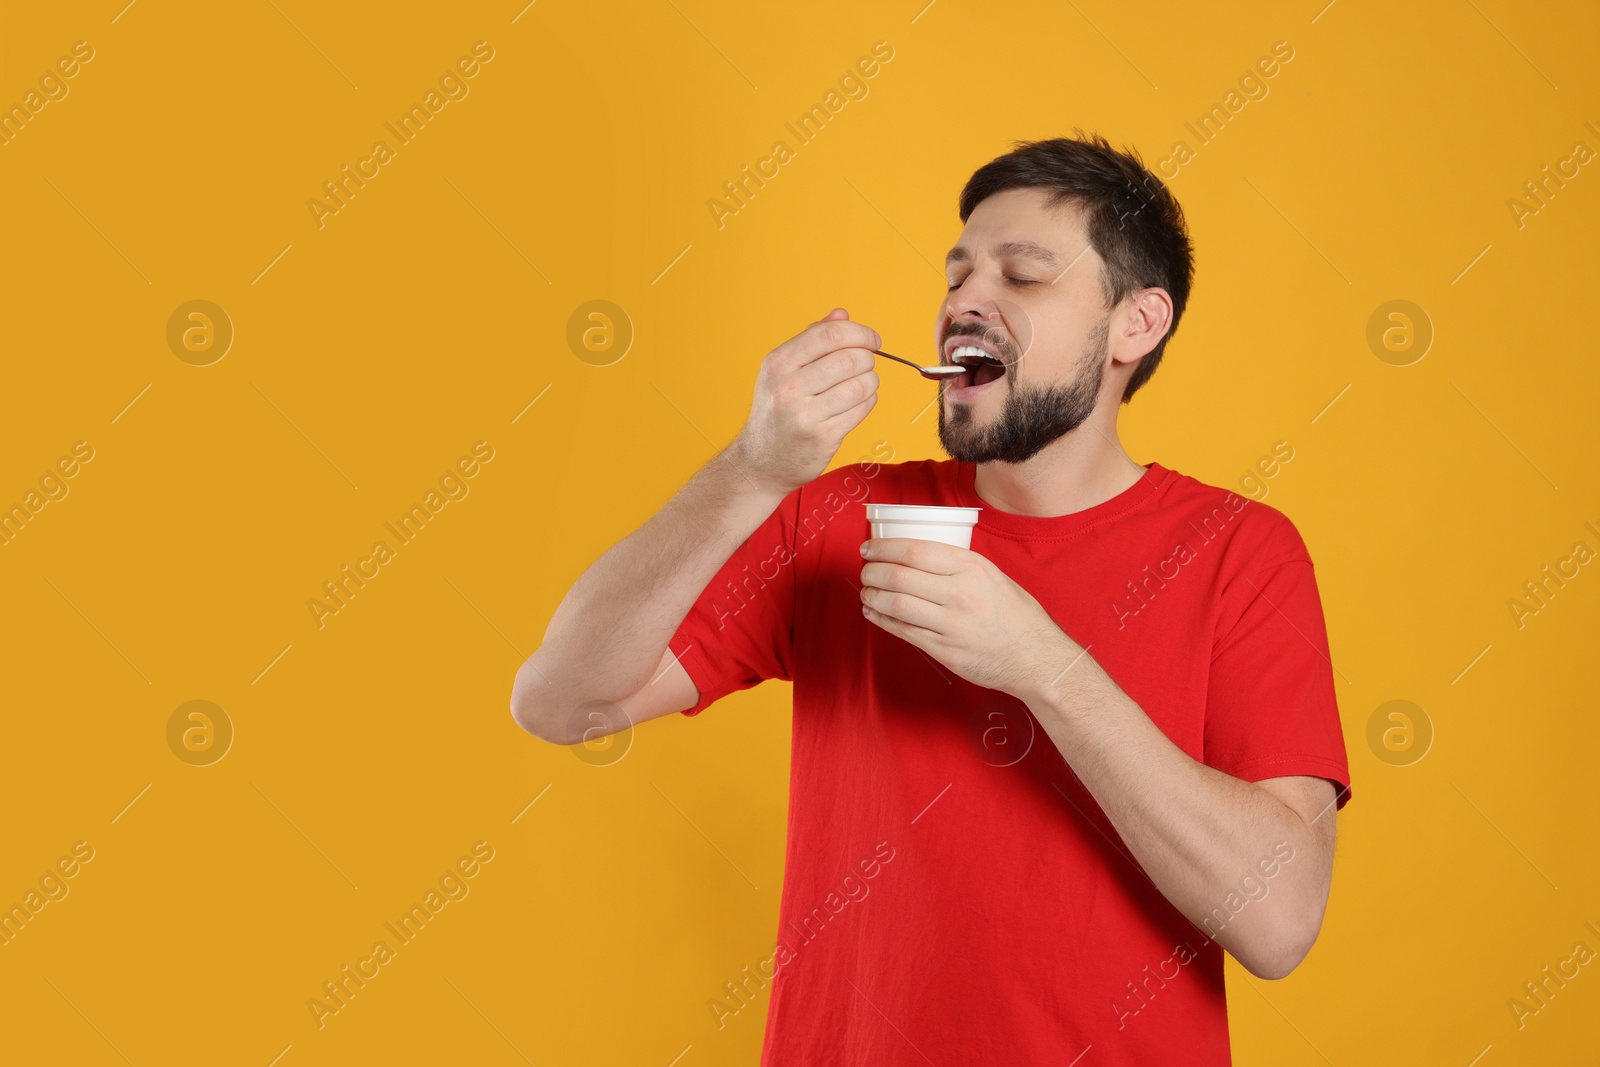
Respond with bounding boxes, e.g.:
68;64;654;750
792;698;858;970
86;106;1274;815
511;132;1352;1065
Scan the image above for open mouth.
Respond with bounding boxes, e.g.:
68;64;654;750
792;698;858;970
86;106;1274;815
948;344;1006;389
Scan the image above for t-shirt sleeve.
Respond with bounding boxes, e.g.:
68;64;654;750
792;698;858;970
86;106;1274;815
1203;552;1353;812
667;482;803;717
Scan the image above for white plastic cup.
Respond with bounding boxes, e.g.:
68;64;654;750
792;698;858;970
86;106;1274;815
865;503;982;549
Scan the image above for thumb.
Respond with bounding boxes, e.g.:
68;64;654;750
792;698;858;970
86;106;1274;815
820;307;850;323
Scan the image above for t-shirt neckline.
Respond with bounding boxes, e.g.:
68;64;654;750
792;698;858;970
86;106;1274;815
952;458;1173;540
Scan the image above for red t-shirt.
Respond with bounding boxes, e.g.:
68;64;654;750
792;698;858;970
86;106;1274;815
670;457;1352;1065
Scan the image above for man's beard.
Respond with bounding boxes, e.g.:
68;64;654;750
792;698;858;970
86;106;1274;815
938;313;1109;465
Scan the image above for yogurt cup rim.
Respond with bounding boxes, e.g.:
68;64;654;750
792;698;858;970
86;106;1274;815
865;503;981;522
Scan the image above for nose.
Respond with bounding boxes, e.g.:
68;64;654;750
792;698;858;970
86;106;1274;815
938;278;1031;363
941;293;1006;350
944;274;1006;325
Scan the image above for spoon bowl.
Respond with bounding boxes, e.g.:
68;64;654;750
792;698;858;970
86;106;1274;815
873;349;967;380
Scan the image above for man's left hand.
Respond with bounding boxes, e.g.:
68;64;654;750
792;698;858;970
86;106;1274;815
859;537;1081;700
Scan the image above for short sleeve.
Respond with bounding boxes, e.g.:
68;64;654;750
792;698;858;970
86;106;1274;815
667;482;803;717
1203;556;1353;812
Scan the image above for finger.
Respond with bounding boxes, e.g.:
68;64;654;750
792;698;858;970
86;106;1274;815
862;601;943;645
819;387;878;429
792;344;876;397
859;560;950;606
778;319;883;371
860;583;946;633
811;368;878;420
860;537;966;575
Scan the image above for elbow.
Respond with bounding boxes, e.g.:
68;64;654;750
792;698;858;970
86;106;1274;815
510;696;572;746
1242;948;1302;982
1242;911;1324;981
510;662;572;745
509;693;548;741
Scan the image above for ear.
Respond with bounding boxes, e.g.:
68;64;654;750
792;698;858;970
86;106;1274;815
1109;288;1174;368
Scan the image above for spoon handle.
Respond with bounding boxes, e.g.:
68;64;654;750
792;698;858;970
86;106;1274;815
872;349;922;370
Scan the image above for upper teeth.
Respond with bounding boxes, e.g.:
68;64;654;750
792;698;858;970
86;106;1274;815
951;345;1000;365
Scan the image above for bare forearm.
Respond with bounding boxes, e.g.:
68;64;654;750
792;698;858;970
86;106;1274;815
1021;639;1330;978
512;308;884;733
512;441;785;722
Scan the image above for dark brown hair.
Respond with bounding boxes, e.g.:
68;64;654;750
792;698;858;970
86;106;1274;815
958;131;1195;403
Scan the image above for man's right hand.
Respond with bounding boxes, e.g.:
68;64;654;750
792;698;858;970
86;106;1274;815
730;308;882;496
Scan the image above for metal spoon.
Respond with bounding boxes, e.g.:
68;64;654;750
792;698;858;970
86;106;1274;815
872;349;967;380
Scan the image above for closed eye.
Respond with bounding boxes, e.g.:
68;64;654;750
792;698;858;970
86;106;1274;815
946;276;1040;291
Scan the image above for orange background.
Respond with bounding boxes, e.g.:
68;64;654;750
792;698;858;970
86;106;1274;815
1;1;1596;1064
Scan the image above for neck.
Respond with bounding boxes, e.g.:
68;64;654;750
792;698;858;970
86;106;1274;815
971;407;1146;518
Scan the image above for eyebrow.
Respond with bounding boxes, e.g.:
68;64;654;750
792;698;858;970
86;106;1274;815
944;240;1062;270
